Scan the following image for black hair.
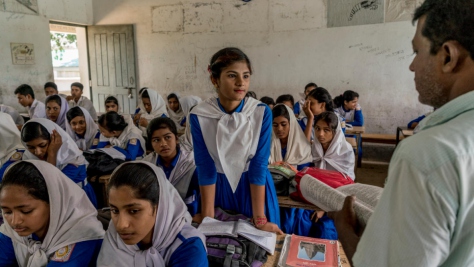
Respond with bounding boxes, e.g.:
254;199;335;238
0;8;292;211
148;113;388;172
66;106;85;122
71;82;84;91
209;47;252;80
44;82;58;91
138;87;148;95
108;163;159;207
333;90;359;108
98;111;128;132
167;93;179;101
0;162;49;204
105;96;119;106
246;91;257;99
146;117;178;149
272;104;291;122
307;87;334;112
413;0;474;58
314;111;339;134
21;122;50;142
45;94;62;106
304;82;318;91
141;90;150;99
276;94;295;107
260;96;275;106
14;84;35;99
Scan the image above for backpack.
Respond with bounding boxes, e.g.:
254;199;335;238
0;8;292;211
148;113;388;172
84;150;125;178
268;162;297;196
206;208;268;267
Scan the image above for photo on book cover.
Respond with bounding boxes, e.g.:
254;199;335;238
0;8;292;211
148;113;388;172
297;241;326;262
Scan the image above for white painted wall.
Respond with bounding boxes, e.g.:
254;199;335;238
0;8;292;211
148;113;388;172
0;0;92;112
93;0;431;134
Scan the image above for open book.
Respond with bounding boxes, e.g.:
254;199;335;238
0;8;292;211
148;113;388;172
299;174;383;227
198;217;277;255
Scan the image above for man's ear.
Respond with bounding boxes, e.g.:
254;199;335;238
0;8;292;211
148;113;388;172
440;41;465;73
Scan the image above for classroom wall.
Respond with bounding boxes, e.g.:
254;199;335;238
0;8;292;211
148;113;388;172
0;0;93;112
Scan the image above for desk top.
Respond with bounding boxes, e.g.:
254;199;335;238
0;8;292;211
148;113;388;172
346;126;365;134
402;129;414;136
345;137;357;149
277;196;322;211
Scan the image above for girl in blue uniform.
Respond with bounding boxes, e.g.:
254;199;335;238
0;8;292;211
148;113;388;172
0;160;104;266
45;95;69;131
294;82;318;117
190;47;282;234
97;112;145;160
167;93;185;131
333;90;364;127
142;117;200;216
21;118;97;207
66;107;100;151
0;113;24;179
301;87;335;142
97;161;208;267
134;89;168;137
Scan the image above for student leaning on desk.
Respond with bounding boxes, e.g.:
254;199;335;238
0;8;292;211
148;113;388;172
330;0;474;266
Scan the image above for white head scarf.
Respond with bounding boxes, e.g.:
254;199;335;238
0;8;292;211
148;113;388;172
269;104;312;166
0;104;24;125
191;97;260;192
312;116;355;180
179;96;202;151
0;160;104;267
0;112;23;166
21;118;86;170
65;106;99;151
97;161;204;266
166;92;185;129
45;95;69;130
139;89;168;117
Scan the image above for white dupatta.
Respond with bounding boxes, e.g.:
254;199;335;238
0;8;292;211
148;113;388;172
45;95;69;130
167;92;185;130
179;96;202;151
0;112;23;166
97;161;205;266
138;89;168;136
312;120;355;179
191;97;260;192
269;104;312;166
0;160;104;267
65;107;99;151
99;122;146;154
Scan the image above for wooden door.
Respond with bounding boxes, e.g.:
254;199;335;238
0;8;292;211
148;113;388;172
87;25;137;114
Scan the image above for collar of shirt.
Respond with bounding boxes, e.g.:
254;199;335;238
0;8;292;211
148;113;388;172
216;98;245;114
156;149;181;178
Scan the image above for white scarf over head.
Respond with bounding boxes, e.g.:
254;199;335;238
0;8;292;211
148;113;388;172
45;95;69;130
0;160;104;267
179;96;202;151
139;89;168;118
166;92;185;129
100;122;146;153
269;104;312;166
97;161;204;267
21;118;85;170
312;119;355;179
65;107;99;151
191;97;260;192
0;104;24;125
0;112;23;166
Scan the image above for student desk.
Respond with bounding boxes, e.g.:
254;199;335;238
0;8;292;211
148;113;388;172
346;126;365;168
89;174;112;207
396;126;414;145
277;196;322;211
263;234;351;267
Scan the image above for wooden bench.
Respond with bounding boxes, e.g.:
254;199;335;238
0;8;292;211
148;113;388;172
361;133;403;145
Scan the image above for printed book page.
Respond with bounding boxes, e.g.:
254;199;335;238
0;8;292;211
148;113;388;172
97;147;126;160
235;219;276;255
196;217;237;237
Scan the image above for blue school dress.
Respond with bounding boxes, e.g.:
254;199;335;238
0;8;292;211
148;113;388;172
62;164;97;208
191;99;280;226
97;138;144;160
0;233;103;267
0;149;24;180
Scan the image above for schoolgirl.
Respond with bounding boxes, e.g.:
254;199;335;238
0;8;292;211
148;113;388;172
178;95;202;151
190;47;282;233
66;106;100;151
21;118;98;207
104;95;134;125
294;82;317;117
301;87;335;142
333;90;364;126
143;117;200;215
0;160;104;266
97;161;208;267
166;93;185;131
97;112;146;160
0;104;24;129
0;113;24;179
45;95;69;130
135;89;168;137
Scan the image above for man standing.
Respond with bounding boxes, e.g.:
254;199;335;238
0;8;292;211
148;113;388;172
331;0;474;266
14;84;46;119
67;82;98;121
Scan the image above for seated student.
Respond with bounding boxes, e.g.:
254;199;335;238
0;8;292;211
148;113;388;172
44;81;67;98
45;94;69;130
21;118;98;207
143;117;200;215
276;94;295;111
14;84;46;119
312;112;355;180
166;93;185;131
301;87;335;142
104;95;134;124
97;161;208;267
334;90;364;127
260;96;276;110
0;160;104;266
0;104;24;130
66;107;100;151
97;112;145;160
294;82;318;117
0;113;24;179
178;96;202;151
67;82;98;121
134;88;168;137
407;108;435;130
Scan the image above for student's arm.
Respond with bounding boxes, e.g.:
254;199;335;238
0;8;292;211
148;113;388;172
351;110;364;126
96;139;109;149
113;139;143;161
297;162;311;171
46;130;62;167
294;102;300;116
61;164;84;183
0;233;17;266
407;115;425;129
168;236;208;267
302;101;314;142
184;170;200;216
190;114;217;222
47;239;103;267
